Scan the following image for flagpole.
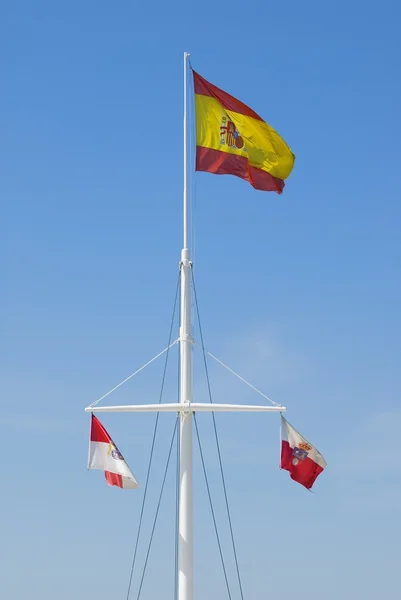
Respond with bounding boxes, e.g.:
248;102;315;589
183;51;190;250
178;50;193;600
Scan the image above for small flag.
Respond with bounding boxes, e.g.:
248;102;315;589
193;70;295;194
280;415;326;490
88;414;139;489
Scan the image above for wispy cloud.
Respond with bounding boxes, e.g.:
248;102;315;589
339;408;401;472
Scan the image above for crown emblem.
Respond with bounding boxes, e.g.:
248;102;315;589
299;442;312;452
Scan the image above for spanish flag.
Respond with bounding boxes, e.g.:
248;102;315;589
193;70;295;193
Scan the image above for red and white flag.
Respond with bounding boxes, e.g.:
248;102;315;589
280;415;326;490
88;414;139;489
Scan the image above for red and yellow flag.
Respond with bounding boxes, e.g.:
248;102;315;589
193;70;295;193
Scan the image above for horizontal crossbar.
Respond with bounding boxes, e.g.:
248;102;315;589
85;403;286;414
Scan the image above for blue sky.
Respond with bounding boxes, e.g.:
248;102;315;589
2;1;401;598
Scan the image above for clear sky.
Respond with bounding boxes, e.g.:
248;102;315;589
2;1;401;599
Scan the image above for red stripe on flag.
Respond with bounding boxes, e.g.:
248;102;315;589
193;70;263;121
280;441;324;490
105;471;123;488
90;414;112;443
196;146;284;193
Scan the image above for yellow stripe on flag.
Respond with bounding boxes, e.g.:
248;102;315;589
195;94;294;181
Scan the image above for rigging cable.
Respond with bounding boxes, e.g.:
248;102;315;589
173;409;180;600
194;414;233;600
89;342;178;408
125;274;180;600
174;278;182;600
192;272;245;600
136;418;179;600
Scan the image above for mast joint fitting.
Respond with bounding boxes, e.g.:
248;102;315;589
180;400;192;416
180;332;193;343
179;259;192;269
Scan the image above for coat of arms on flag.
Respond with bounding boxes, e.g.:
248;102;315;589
88;414;139;490
280;416;326;490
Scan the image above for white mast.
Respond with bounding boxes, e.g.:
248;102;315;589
85;51;287;600
178;51;193;600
